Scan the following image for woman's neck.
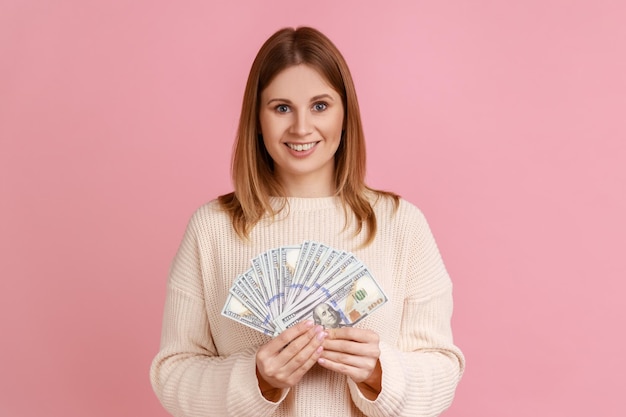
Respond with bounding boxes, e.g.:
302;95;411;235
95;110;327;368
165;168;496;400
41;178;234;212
276;172;336;198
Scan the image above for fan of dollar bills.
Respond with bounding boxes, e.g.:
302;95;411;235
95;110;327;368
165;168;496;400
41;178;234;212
221;240;388;336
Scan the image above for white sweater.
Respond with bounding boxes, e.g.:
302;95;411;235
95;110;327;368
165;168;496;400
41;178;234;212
150;195;464;417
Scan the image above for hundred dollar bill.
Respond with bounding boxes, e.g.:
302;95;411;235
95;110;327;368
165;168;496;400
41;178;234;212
230;282;271;326
285;241;318;307
286;243;331;308
221;293;275;335
259;251;280;319
275;266;387;332
279;245;301;309
268;249;283;315
298;245;336;291
238;269;269;316
250;257;272;309
222;241;388;336
275;262;366;329
289;248;353;308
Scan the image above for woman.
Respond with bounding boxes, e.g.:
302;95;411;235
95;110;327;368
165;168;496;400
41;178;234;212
150;26;464;417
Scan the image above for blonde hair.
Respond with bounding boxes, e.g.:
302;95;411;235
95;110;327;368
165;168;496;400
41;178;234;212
218;26;398;246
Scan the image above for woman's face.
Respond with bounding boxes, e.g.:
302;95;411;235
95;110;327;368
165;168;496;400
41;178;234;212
259;64;344;196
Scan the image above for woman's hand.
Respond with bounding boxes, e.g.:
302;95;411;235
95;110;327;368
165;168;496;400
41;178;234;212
317;327;382;400
255;320;327;400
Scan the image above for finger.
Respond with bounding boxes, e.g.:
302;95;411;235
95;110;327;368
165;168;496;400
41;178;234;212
257;320;316;369
256;325;326;388
317;356;371;382
284;326;327;369
269;327;327;387
319;348;376;368
322;338;380;358
326;327;378;343
280;324;324;357
272;320;316;351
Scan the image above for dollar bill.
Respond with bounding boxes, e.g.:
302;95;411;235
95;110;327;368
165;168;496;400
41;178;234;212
286;243;330;308
288;249;358;309
221;293;275;335
279;245;300;309
268;248;282;315
275;266;387;332
221;241;388;336
230;280;271;327
285;241;317;307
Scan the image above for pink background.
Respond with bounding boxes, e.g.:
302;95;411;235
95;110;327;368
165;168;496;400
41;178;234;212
1;1;624;416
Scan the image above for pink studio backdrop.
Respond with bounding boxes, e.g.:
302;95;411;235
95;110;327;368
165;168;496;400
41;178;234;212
1;1;624;416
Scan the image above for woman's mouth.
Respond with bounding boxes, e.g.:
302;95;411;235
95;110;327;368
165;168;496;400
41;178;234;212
286;142;318;152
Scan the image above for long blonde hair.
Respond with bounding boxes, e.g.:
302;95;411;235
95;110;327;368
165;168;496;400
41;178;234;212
218;26;398;246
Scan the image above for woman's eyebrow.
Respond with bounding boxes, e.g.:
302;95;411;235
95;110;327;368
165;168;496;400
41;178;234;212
266;98;292;105
266;94;335;105
310;94;334;102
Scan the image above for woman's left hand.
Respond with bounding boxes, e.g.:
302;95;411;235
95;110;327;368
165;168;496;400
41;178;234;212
317;327;382;397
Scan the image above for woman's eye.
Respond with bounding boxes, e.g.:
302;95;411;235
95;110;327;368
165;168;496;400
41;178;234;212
275;105;290;113
313;102;328;112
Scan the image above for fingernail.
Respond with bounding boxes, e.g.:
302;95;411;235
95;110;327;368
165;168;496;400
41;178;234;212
317;331;326;341
304;320;314;328
316;346;323;354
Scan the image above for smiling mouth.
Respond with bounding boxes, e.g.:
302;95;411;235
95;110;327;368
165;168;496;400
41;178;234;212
286;142;319;152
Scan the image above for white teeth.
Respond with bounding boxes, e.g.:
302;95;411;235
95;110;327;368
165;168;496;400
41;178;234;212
287;142;316;151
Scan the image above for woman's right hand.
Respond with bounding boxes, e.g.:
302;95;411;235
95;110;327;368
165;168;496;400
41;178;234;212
255;320;327;398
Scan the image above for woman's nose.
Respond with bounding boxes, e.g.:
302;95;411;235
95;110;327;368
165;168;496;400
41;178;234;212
290;111;313;136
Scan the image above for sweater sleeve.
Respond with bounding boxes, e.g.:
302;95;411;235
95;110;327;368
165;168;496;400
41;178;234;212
149;213;289;417
348;204;465;417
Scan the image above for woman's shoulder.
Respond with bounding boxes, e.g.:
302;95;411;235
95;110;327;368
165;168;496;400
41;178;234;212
198;198;226;212
369;191;426;221
186;198;232;230
369;193;435;241
396;197;427;220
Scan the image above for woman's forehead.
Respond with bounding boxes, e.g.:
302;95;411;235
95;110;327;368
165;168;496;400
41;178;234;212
261;64;339;103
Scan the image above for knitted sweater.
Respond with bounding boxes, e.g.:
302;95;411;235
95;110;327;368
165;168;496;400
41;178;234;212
150;196;464;417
